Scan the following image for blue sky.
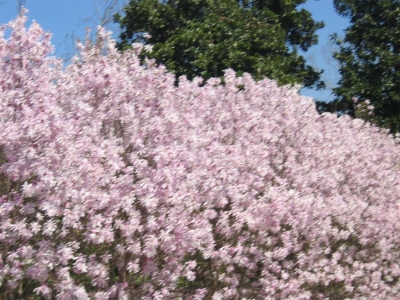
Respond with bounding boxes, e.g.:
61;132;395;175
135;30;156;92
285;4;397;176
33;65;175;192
0;0;349;102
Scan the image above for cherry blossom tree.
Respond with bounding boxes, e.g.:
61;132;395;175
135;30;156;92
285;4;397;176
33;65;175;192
1;13;400;299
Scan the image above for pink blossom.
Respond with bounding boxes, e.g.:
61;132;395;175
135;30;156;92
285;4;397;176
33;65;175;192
34;285;51;298
126;260;140;273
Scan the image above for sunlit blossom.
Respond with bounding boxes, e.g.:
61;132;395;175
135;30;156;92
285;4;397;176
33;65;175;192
1;13;400;299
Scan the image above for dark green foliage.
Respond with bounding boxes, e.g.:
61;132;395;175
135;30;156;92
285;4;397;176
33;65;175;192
330;0;400;133
114;0;325;88
315;99;352;116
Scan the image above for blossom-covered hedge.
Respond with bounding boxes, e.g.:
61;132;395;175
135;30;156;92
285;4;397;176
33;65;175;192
1;14;400;299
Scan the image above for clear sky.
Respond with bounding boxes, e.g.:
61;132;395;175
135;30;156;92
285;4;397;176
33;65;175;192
0;0;349;102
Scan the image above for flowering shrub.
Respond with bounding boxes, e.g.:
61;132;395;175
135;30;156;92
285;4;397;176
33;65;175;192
1;14;400;299
353;97;375;123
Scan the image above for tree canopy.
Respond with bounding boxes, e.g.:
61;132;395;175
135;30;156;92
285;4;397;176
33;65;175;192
329;0;400;133
114;0;325;88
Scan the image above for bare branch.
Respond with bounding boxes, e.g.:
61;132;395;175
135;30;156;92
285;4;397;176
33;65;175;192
16;0;26;13
59;0;128;64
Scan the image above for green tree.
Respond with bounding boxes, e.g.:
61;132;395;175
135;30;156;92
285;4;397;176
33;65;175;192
330;0;400;133
114;0;325;88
